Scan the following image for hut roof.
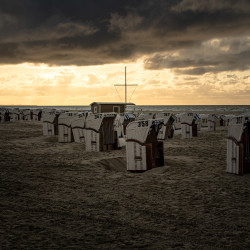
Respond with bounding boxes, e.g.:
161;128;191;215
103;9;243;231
90;102;135;106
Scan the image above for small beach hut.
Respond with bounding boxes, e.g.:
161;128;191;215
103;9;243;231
33;109;42;121
90;102;135;114
126;119;165;171
227;113;250;175
58;112;77;142
181;113;198;138
71;112;88;143
84;112;119;152
42;111;61;136
199;114;216;131
155;113;175;140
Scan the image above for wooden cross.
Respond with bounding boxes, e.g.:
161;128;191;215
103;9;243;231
114;66;138;106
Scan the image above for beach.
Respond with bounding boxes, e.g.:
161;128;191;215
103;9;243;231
0;118;250;249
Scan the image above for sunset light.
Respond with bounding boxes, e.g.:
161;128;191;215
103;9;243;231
0;1;249;105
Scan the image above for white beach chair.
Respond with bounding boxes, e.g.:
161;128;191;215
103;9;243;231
219;115;234;126
181;113;198;138
173;113;183;135
42;111;61;136
71;112;88;143
199;114;216;131
227;113;250;175
84;112;119;152
0;109;11;122
58;112;78;142
22;109;32;120
126;119;165;171
10;108;20;121
33;109;42;121
155;113;175;140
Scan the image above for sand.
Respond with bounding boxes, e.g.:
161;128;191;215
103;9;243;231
0;119;250;249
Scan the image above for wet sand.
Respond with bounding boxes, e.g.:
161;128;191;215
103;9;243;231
0;120;250;249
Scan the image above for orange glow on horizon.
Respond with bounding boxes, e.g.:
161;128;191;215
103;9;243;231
0;61;250;105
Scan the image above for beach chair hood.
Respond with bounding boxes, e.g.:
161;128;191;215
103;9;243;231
126;119;164;144
228;114;250;142
85;112;117;132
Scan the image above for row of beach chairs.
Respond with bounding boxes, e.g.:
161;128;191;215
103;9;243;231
41;110;250;174
0;108;42;122
1;107;249;175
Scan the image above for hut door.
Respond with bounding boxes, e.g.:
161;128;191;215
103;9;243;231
243;123;250;173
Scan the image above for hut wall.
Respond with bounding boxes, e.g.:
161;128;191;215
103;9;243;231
91;104;100;113
100;105;124;113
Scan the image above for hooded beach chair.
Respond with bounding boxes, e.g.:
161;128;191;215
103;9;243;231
199;114;216;131
227;113;250;175
126;119;165;171
173;113;183;135
219;115;234;126
181;112;198;138
84;112;119;152
71;112;88;143
42;110;61;136
33;109;42;121
22;109;32;120
155;113;176;140
58;112;78;142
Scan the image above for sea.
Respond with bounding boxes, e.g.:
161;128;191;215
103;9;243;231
1;105;250;114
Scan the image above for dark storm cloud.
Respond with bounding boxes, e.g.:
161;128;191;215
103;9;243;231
145;37;250;74
0;0;250;73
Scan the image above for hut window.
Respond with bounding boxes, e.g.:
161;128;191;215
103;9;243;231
94;106;97;113
113;106;120;113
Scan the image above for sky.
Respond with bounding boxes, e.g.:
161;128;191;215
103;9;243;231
0;0;250;105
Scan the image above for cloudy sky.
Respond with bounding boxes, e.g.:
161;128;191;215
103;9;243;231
0;0;250;105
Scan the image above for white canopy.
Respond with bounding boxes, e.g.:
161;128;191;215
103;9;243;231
228;114;249;142
58;112;79;127
71;112;88;129
126;119;164;144
181;112;196;125
85;112;117;132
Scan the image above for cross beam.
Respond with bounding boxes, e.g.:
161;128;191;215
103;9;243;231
114;66;138;106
